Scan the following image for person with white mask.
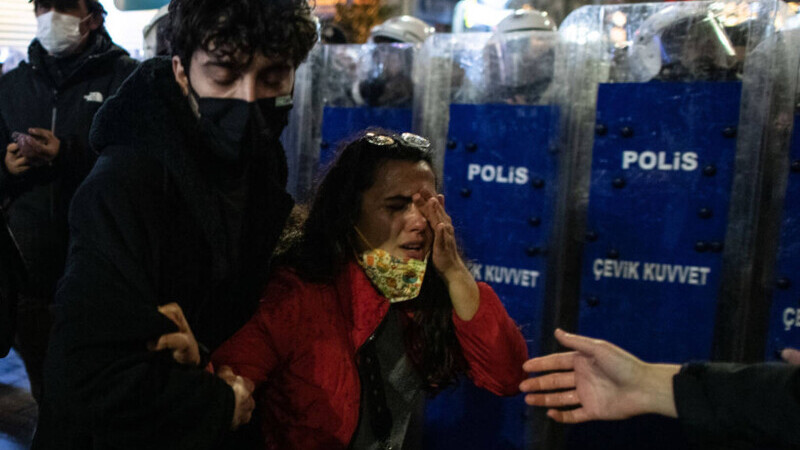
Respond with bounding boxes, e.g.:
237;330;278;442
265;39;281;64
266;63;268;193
0;0;137;403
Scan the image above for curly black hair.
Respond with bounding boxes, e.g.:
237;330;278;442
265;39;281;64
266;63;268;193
278;129;469;391
165;0;318;70
30;0;106;18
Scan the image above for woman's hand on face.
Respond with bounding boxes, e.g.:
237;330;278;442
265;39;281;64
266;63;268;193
413;189;464;280
414;188;480;320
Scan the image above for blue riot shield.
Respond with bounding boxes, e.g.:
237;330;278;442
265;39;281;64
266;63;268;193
418;31;561;450
581;81;741;363
766;112;800;357
556;1;789;449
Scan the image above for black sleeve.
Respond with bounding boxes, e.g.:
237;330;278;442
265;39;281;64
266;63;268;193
0;101;22;202
673;361;800;448
45;154;234;450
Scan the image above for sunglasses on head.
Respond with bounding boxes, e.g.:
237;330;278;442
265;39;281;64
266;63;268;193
361;131;431;150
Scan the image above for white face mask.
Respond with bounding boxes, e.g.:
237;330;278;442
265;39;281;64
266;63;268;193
36;11;89;57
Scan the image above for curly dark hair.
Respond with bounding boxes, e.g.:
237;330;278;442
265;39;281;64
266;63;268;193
279;129;468;391
165;0;318;69
30;0;106;19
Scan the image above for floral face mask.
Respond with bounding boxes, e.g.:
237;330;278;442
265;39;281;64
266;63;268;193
354;227;428;303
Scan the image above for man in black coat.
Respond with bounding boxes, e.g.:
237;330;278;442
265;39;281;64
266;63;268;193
0;0;137;402
32;0;318;449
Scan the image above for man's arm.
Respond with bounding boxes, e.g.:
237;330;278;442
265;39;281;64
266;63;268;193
520;329;800;447
46;157;238;449
520;329;678;422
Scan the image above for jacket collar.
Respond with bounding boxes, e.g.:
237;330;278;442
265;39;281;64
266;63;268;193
335;261;392;351
105;58;225;282
28;29;127;89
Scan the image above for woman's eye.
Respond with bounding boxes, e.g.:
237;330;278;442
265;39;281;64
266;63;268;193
386;204;406;212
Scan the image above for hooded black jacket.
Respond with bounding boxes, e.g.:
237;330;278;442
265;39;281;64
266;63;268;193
0;30;138;300
32;58;294;449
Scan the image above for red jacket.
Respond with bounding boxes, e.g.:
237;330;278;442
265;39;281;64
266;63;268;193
212;262;528;449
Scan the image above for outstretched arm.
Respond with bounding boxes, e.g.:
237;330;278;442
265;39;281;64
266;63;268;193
519;329;679;422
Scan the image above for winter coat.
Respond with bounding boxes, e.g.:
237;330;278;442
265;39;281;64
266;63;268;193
674;362;800;448
212;261;529;450
0;30;138;300
32;57;294;450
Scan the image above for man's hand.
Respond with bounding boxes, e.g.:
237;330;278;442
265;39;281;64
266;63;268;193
25;128;60;162
519;329;680;423
4;142;32;176
151;302;201;366
781;348;800;365
217;365;256;430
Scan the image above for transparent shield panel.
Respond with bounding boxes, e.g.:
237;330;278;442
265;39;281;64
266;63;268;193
282;42;421;201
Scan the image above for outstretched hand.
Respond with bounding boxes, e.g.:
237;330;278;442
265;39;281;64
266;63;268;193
782;348;800;365
519;329;679;423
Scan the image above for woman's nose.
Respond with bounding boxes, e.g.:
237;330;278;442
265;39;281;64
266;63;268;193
406;205;428;232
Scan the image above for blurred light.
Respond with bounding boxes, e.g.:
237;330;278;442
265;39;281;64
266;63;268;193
611;11;627;27
609;26;627;44
99;0;157;59
562;25;601;44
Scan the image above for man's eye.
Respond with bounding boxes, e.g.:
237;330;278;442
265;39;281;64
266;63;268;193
386;204;406;211
214;77;237;86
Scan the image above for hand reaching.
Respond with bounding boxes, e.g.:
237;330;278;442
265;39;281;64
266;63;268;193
519;329;679;423
781;348;800;365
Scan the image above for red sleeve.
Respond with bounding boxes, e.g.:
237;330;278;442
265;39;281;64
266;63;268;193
211;274;301;388
452;282;529;396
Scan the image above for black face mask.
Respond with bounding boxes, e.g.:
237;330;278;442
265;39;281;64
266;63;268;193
195;94;293;164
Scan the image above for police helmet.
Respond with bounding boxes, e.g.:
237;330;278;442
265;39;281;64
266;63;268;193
368;16;435;45
496;8;557;33
628;4;741;82
143;4;170;59
484;9;557;104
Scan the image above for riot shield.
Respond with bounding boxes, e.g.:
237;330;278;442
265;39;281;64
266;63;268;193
416;30;562;450
763;28;800;359
553;1;790;448
282;42;421;201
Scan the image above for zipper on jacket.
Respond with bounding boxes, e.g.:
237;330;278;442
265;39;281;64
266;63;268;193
51;90;58;134
50;90;58;219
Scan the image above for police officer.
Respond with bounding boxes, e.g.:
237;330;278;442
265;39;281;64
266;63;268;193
483;8;558;104
352;15;434;108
